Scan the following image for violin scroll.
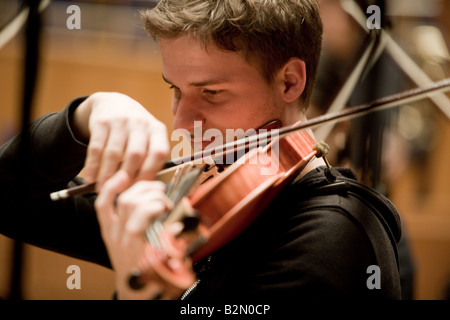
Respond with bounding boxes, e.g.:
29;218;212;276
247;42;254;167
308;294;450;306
127;196;206;297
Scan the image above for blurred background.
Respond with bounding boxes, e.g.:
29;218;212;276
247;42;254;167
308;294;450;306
0;0;449;300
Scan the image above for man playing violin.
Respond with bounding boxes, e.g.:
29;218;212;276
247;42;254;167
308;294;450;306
0;0;402;301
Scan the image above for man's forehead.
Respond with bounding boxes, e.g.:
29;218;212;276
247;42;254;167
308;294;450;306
159;36;247;65
159;36;266;85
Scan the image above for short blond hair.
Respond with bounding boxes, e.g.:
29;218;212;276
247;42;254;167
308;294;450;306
141;0;323;110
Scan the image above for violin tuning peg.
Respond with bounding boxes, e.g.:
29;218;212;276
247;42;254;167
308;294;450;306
128;269;146;290
181;214;200;233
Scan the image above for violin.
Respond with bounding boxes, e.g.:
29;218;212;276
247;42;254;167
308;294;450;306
127;125;321;297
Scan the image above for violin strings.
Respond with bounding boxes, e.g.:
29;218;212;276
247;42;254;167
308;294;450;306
146;165;205;249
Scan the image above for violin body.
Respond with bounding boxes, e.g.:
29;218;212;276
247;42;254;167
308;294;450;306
189;129;317;262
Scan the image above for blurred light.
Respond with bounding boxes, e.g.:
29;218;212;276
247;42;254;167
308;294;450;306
387;0;443;17
413;26;450;64
398;105;424;141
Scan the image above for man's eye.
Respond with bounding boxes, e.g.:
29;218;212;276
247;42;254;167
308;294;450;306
204;89;220;95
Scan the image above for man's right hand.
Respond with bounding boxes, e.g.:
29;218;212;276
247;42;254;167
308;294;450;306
72;92;170;190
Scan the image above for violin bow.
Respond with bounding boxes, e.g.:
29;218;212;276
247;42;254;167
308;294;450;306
49;77;450;201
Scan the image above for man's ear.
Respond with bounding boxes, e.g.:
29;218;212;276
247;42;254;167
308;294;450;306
276;58;306;103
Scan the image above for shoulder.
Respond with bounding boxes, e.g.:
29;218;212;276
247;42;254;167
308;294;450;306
266;189;376;279
271;166;401;262
260;166;402;298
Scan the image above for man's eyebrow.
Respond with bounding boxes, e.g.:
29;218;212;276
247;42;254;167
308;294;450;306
189;78;229;87
162;74;229;87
